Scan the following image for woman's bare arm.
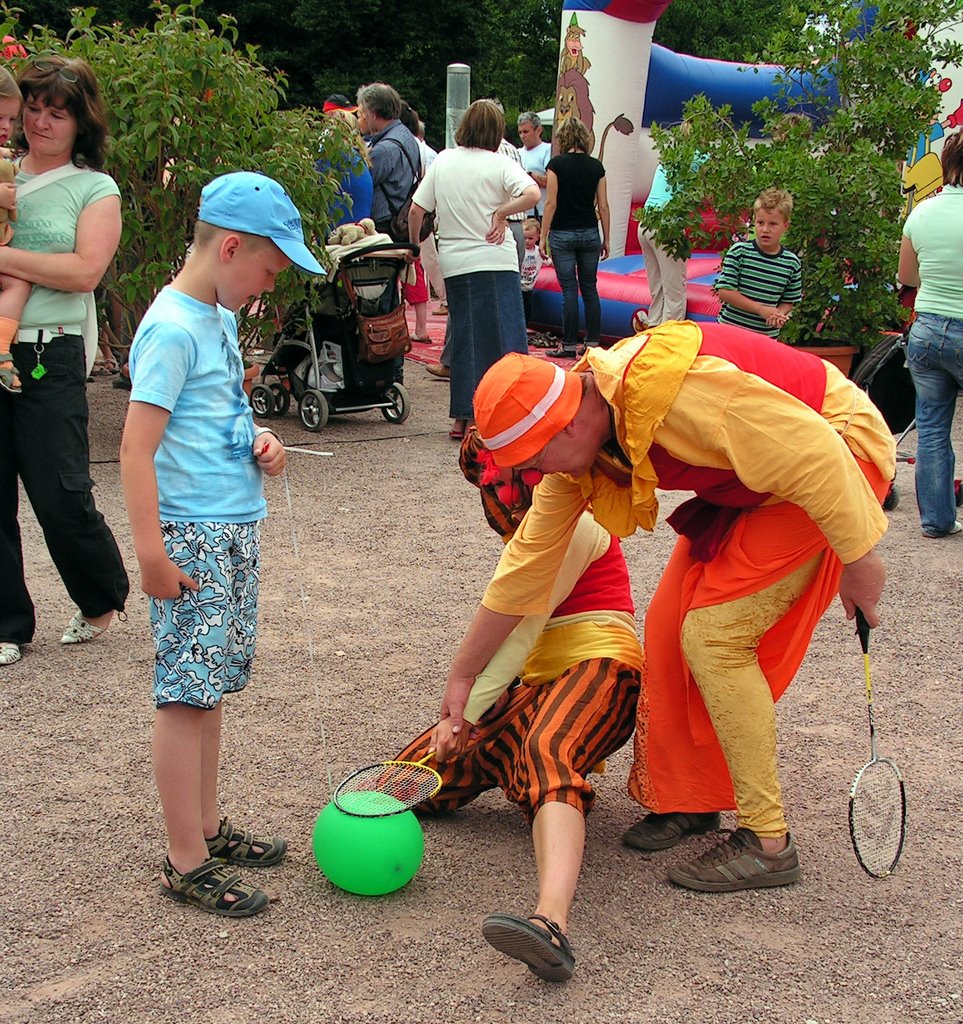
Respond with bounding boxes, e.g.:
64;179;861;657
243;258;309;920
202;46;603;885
0;193;121;292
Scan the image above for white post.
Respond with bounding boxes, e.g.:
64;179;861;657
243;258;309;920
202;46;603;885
446;63;471;150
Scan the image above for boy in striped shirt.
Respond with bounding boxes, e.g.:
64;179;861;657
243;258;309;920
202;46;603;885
715;187;802;337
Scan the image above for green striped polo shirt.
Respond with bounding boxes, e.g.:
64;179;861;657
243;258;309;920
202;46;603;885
715;240;803;337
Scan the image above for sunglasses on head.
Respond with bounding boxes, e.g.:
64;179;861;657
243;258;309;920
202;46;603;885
31;59;79;83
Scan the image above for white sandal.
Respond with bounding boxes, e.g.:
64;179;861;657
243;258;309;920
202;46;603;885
61;611;107;645
0;642;22;665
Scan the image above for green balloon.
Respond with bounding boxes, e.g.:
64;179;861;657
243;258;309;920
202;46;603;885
312;799;425;896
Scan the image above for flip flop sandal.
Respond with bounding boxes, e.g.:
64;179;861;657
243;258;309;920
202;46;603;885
0;361;22;394
160;856;269;917
60;610;107;645
206;816;288;867
482;913;575;982
622;810;721;851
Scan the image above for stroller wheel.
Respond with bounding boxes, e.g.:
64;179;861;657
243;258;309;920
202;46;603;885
250;383;275;418
299;389;329;432
270;382;291;417
381;383;411;424
882;482;899;511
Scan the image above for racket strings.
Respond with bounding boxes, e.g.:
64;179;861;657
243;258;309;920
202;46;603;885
335;760;442;817
850;760;906;877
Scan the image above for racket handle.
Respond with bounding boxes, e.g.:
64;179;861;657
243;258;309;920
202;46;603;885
855;607;871;655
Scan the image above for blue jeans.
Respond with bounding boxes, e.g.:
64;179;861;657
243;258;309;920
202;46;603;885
906;311;963;535
549;227;602;350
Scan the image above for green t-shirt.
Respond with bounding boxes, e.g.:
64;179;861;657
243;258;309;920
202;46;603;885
903;185;963;321
12;165;120;331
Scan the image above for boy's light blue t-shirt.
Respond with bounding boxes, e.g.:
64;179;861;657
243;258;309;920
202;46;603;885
129;287;266;523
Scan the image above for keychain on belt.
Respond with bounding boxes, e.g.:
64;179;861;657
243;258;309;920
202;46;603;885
32;340;46;380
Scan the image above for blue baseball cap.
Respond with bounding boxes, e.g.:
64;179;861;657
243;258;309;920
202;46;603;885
198;171;324;275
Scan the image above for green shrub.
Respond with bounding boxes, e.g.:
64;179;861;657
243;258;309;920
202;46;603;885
7;1;351;353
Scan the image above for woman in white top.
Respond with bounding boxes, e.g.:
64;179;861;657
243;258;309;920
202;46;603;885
899;130;963;538
408;99;539;439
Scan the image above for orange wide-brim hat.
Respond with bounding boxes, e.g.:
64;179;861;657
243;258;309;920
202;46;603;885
473;353;582;467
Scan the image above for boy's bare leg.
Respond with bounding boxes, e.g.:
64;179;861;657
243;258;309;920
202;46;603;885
200;702;223;840
531;801;585;934
413;300;428;337
154;703;216;878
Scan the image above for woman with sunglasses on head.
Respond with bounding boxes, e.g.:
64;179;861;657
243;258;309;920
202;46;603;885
0;55;128;667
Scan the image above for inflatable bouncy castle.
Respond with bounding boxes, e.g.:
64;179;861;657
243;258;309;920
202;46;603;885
530;1;963;342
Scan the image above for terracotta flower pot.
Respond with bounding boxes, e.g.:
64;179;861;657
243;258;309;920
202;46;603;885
793;343;859;378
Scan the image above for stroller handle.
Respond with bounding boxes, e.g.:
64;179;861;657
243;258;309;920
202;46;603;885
338;240;420;266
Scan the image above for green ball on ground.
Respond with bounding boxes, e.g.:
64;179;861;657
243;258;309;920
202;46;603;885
312;798;424;895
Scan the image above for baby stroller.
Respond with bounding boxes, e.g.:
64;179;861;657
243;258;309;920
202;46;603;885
852;329;962;511
250;241;417;431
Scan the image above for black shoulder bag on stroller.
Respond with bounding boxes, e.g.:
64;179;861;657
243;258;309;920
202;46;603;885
375;137;435;244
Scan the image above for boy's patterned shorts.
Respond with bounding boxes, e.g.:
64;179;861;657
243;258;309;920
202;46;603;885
150;520;260;709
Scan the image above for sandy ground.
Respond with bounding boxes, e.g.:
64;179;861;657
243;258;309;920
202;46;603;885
1;353;961;1024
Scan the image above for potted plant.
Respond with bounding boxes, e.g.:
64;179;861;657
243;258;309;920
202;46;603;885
638;0;962;373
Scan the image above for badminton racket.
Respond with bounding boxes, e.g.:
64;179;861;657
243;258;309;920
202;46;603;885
848;608;907;878
333;752;442;818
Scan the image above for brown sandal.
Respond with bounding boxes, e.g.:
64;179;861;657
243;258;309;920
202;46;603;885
482;913;575;982
205;816;287;867
160;857;269;917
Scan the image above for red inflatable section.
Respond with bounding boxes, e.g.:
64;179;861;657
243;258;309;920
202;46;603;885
603;0;674;23
625;204;736;255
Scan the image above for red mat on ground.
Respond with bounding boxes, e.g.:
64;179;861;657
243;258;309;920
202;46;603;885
403;306;575;367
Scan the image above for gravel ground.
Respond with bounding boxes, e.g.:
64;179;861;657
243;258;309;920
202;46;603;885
1;362;960;1024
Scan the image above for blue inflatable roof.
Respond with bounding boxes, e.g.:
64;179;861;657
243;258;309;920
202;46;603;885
642;43;839;132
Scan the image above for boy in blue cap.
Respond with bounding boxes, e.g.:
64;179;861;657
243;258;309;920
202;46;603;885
120;172;323;916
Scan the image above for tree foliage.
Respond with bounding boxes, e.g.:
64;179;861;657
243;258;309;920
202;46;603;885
640;0;963;346
4;2;349;351
14;0;562;147
653;0;804;63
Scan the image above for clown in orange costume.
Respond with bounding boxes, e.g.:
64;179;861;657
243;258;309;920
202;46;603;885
433;319;895;895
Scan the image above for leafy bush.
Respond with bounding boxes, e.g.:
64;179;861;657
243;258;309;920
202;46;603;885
638;1;963;347
4;1;350;353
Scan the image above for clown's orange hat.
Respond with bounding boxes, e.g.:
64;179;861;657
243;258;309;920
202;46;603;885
473;354;582;467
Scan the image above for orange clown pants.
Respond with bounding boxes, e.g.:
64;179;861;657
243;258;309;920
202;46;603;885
397;658;640;824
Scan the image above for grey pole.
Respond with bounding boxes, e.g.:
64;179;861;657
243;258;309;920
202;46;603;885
446;63;470;150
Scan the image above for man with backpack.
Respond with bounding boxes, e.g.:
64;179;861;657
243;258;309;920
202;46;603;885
357;82;421;239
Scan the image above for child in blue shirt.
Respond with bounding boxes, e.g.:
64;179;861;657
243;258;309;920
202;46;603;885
120;172;323;917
